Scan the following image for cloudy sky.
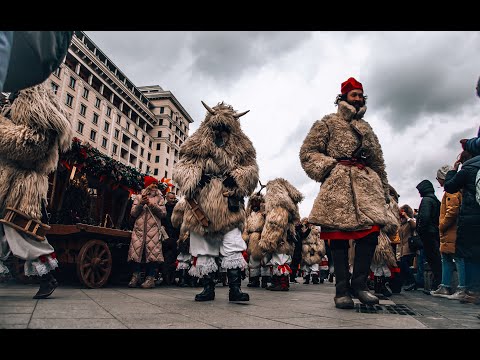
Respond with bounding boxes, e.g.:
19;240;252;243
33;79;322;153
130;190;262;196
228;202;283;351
87;31;480;217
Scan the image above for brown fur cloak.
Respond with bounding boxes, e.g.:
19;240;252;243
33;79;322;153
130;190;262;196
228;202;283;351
243;193;266;261
172;102;259;242
0;82;73;219
258;178;303;255
299;100;393;232
301;225;326;266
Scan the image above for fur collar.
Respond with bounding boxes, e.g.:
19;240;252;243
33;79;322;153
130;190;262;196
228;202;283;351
337;101;367;122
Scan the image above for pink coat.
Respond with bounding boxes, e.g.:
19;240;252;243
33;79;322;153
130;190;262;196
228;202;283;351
127;187;166;263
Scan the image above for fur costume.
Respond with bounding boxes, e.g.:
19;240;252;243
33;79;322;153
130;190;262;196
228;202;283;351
258;178;304;255
301;225;326;266
0;83;73;219
172;102;259;242
299;100;393;232
243;193;266;261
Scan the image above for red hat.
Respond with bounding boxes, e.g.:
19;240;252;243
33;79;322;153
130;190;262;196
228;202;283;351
341;77;363;95
144;175;159;188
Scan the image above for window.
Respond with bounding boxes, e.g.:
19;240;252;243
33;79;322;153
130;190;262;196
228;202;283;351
82;88;89;99
90;130;97;142
69;76;76;89
53;67;61;78
95;97;101;108
114;128;119;139
104;122;110;133
155;156;160;163
134;129;138;138
156;144;161;151
116;114;121;124
106;107;111;117
77;121;84;134
157;131;162;138
79;104;87;117
166;158;169;166
126;123;130;131
51;82;59;94
165;171;168;178
146;165;150;174
142;135;145;143
159;119;163;126
149;140;152;149
153;169;159;176
92;113;99;125
65;93;73;107
112;144;118;155
160;107;164;114
102;137;108;148
140;148;144;157
147;153;151;161
170;110;173;116
169;122;172;129
167;146;170;154
139;161;143;171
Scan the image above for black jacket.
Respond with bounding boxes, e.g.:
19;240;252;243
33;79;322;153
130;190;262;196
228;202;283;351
416;180;441;237
444;155;480;260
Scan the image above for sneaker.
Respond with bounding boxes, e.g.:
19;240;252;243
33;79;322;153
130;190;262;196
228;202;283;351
448;289;467;301
431;285;452;297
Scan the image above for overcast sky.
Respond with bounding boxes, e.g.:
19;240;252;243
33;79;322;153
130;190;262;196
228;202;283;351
87;31;480;218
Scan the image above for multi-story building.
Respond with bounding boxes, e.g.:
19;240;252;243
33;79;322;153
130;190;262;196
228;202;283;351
47;31;193;195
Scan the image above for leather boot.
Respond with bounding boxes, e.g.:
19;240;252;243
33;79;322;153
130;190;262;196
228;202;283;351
247;276;260;287
128;272;141;288
351;234;379;306
331;245;354;309
267;275;281;291
227;268;249;301
194;272;215;301
290;270;298;283
140;276;156;289
303;274;311;284
33;272;58;299
312;273;320;284
261;276;270;288
177;269;190;287
280;274;290;291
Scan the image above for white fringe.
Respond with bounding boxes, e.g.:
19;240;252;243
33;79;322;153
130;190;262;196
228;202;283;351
24;256;58;277
0;261;10;275
221;253;247;270
188;257;218;278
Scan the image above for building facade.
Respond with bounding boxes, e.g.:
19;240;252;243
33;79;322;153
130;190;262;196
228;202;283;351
48;31;193;195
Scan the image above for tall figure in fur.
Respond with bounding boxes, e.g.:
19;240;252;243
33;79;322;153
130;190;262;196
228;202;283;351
0;82;73;299
172;101;259;302
258;178;304;291
300;77;394;309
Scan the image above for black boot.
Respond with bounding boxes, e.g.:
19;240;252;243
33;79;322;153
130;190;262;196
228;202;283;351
267;275;281;290
303;274;311;284
312;273;320;284
261;276;270;288
331;244;354;309
374;276;382;295
194;273;215;301
33;272;58;299
247;276;260;287
351;234;380;306
177;269;190;287
382;277;393;297
227;268;249;301
290;271;298;283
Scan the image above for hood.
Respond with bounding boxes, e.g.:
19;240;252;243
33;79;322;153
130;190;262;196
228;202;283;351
462;154;480;169
416;179;435;197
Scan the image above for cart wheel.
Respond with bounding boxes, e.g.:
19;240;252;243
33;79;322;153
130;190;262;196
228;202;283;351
76;239;112;288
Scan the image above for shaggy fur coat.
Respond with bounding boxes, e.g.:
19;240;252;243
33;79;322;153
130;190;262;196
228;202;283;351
299;100;392;232
301;225;326;266
171;198;190;250
242;193;266;261
0;83;73;219
258;178;303;255
172;102;259;242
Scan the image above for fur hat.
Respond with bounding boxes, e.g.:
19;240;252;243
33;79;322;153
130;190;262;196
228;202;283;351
341;77;363;95
436;164;453;180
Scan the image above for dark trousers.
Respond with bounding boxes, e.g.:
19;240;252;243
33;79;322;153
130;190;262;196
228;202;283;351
420;232;442;288
400;254;416;286
132;261;158;277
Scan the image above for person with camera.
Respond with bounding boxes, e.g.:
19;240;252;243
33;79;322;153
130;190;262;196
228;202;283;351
398;205;419;291
300;77;397;309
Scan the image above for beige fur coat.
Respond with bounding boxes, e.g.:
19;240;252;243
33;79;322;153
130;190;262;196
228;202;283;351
0;83;73;220
172;102;259;241
301;226;326;265
242;193;266;261
258;178;303;255
299;101;392;232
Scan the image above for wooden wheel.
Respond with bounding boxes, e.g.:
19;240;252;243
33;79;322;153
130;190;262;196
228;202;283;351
76;239;112;288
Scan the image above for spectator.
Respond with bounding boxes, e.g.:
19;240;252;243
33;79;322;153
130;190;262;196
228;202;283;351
398;205;418;291
158;191;179;286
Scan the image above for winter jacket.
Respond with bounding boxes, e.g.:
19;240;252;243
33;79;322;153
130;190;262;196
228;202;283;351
444;155;480;260
127;187;166;263
299;101;393;232
439;190;462;254
415;180;441;237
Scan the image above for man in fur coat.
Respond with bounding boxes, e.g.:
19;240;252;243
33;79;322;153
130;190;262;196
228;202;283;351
258;178;304;291
243;191;271;289
301;223;325;285
300;77;394;309
172;101;259;302
0;82;73;299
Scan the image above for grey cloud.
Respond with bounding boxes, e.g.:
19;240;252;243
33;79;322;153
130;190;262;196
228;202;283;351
364;32;480;131
446;125;478;151
271;118;314;159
